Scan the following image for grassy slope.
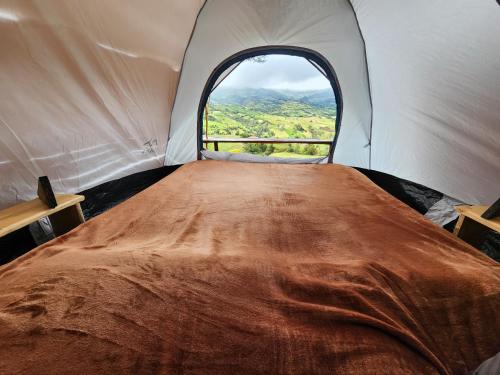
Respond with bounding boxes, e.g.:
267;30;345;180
204;101;336;158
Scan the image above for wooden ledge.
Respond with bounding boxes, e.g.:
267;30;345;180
0;194;85;237
455;205;500;234
205;137;332;144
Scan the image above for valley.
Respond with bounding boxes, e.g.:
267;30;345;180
203;87;337;158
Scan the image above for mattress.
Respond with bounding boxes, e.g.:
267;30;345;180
0;160;498;374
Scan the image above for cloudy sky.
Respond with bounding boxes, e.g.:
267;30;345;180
218;55;332;91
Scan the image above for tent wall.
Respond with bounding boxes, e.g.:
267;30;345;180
165;0;372;168
0;0;203;209
352;0;500;204
1;0;498;210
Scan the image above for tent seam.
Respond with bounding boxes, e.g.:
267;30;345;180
347;0;374;170
163;0;209;165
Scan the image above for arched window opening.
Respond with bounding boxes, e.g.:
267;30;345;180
198;47;343;162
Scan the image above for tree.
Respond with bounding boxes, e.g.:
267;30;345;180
265;144;275;156
243;143;267;155
294;123;305;132
304;144;319;155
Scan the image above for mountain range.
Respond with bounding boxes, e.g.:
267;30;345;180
210;87;336;109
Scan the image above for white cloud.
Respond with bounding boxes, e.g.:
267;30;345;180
219;55;331;91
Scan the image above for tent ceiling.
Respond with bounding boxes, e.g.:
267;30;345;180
0;0;498;209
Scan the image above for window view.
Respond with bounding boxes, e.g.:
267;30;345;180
203;54;337;158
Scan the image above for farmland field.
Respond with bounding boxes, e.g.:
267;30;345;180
203;87;336;158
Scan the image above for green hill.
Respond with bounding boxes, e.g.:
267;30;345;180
205;87;337;157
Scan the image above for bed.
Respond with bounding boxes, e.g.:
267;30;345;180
0;160;498;374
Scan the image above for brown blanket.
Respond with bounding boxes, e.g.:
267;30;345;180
0;161;498;374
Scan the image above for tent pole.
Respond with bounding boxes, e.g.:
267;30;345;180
204;99;209;149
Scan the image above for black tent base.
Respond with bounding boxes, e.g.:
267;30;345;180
79;165;181;219
1;165;498;265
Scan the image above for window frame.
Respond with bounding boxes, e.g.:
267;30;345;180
197;46;343;163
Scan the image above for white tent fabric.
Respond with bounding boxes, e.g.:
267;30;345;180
351;0;500;204
0;0;499;210
0;0;203;209
165;0;372;170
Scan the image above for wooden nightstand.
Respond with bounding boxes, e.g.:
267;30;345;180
0;194;85;239
454;205;500;247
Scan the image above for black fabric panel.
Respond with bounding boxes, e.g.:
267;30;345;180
356;168;443;214
0;226;37;265
80;165;181;219
480;230;500;262
443;218;458;232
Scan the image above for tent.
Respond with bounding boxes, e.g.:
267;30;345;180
1;2;500;372
0;0;499;208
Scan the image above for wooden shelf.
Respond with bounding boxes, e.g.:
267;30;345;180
454;205;500;234
0;194;85;237
453;205;500;248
